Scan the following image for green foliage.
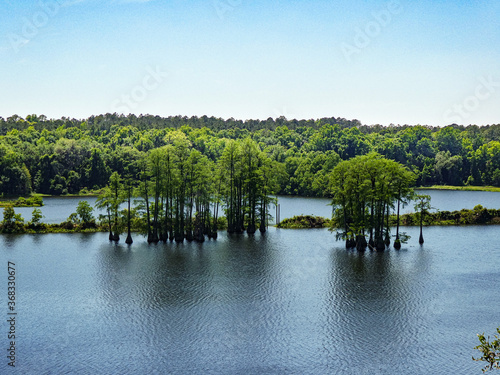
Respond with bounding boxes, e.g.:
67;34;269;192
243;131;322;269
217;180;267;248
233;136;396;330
60;220;75;230
399;206;500;226
30;208;43;224
218;138;280;234
67;213;79;224
0;195;43;207
27;208;46;231
2;114;500;199
91;136;281;242
0;144;32;196
413;194;433;245
95;173;124;240
277;215;331;229
76;201;95;224
413;194;432;214
423;185;500;192
329;153;415;249
86;148;110;189
474;327;500;372
396;232;411;243
29;195;43;206
0;205;25;233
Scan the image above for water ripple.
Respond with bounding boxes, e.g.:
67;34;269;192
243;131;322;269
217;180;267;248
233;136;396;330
2;228;497;374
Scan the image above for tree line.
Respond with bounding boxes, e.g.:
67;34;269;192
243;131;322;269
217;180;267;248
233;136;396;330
329;153;417;251
2;113;500;198
94;134;282;243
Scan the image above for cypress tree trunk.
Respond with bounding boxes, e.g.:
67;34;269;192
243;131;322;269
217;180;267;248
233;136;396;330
159;197;167;242
203;202;210;236
236;179;244;233
107;206;113;241
212;194;219;239
342;198;350;249
144;182;153;243
368;233;374;249
384;204;390;247
419;210;424;244
259;197;266;233
180;196;185;241
369;185;375;248
349;236;356;248
356;234;367;251
376;236;385;251
151;177;159;243
228;160;235;233
112;183;120;242
375;200;385;251
174;197;184;242
113;210;119;242
394;198;401;250
247;194;256;234
193;212;205;242
125;190;133;245
185;194;194;241
165;163;173;241
167;195;173;241
185;171;194;241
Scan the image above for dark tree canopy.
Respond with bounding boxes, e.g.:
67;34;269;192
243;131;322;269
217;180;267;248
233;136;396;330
1;113;500;198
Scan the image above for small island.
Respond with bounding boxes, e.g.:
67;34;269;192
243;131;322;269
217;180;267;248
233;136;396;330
277;205;500;230
0;195;43;207
277;215;332;229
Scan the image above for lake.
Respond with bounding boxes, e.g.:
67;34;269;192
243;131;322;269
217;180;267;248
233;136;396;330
1;193;499;374
275;189;500;222
12;189;500;224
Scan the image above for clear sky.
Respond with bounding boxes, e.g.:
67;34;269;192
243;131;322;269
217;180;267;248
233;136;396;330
0;0;499;126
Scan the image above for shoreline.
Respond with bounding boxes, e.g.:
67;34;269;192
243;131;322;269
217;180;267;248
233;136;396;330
276;208;500;229
416;185;500;192
2;185;499;206
3;221;500;235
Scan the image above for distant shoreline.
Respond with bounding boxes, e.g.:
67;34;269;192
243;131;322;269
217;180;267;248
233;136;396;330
416;185;500;192
277;208;500;229
5;186;500;203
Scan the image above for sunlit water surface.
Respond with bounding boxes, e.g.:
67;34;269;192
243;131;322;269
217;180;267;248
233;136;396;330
1;223;499;374
13;189;500;225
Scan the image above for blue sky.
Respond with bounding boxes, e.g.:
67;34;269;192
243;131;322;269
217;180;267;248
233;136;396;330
0;0;499;126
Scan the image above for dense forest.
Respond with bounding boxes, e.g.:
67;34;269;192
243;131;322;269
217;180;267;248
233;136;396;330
329;153;415;250
93;136;281;243
1;113;500;198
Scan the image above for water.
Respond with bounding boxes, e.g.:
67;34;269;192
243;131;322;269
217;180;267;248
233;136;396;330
14;196;101;224
416;189;500;211
274;189;500;222
0;223;499;374
2;193;500;373
11;189;500;225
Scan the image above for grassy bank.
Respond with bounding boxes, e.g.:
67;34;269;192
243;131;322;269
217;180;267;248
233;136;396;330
277;215;332;229
278;206;500;229
0;195;44;207
0;214;229;235
417;185;500;192
35;188;105;198
0;221;108;234
23;224;108;234
398;205;500;226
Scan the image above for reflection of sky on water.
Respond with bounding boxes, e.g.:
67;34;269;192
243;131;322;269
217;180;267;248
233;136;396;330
10;190;500;224
1;226;498;374
14;196;124;224
273;190;500;222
